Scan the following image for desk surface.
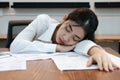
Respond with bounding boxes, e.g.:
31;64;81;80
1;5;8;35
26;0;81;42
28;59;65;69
95;35;120;42
0;48;120;80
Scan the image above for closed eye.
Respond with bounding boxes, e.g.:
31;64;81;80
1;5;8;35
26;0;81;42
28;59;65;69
65;24;72;32
73;36;81;42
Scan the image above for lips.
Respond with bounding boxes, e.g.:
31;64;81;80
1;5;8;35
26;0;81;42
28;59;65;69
59;38;64;44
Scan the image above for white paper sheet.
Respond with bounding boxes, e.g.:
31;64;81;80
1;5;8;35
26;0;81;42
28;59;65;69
0;51;58;71
0;54;26;71
0;52;63;71
0;51;120;71
52;52;120;71
12;53;64;61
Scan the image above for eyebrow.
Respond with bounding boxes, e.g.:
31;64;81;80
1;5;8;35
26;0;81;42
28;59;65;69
69;24;72;31
69;24;81;40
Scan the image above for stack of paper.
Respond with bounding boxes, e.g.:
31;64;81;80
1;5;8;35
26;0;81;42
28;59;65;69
0;52;63;71
52;52;120;71
0;51;120;71
0;52;26;71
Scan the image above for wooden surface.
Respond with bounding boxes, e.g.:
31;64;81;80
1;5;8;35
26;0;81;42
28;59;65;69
95;35;120;42
0;48;9;51
0;34;7;40
0;48;120;80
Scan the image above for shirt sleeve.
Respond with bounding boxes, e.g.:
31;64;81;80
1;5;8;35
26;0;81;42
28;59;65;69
10;14;57;54
10;40;57;54
74;40;98;56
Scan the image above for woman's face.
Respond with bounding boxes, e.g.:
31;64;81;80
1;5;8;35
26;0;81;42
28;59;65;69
56;20;86;46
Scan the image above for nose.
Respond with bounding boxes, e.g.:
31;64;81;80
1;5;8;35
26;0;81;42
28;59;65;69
63;34;71;42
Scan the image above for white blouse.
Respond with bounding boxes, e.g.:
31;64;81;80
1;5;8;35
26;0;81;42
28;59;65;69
10;14;97;55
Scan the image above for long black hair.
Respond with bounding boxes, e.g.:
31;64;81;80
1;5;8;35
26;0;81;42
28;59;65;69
66;8;98;41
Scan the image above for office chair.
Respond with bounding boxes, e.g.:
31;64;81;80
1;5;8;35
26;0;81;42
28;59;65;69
6;20;32;48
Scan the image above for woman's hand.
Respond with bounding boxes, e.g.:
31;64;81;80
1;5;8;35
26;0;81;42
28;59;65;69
56;44;76;52
87;46;120;72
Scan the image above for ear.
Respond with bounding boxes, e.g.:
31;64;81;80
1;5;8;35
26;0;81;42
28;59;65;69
61;14;68;23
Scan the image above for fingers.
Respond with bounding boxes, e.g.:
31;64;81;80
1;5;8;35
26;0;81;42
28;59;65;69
108;62;114;71
87;56;103;71
87;54;120;72
97;56;120;72
99;56;113;72
112;62;120;70
102;56;109;71
102;56;118;72
87;57;93;67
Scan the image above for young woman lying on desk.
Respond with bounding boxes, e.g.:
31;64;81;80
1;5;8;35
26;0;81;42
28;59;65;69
10;8;120;72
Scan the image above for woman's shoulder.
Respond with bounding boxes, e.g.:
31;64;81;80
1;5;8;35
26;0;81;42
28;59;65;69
36;14;59;24
35;14;56;23
37;14;50;19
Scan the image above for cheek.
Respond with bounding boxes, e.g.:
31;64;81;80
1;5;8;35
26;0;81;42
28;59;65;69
80;33;85;40
57;28;65;36
56;29;64;42
65;41;77;46
69;41;76;45
76;31;86;40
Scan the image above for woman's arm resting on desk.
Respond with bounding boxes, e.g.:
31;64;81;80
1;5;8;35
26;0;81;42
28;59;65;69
87;46;120;72
10;14;56;53
10;40;57;54
74;40;120;72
